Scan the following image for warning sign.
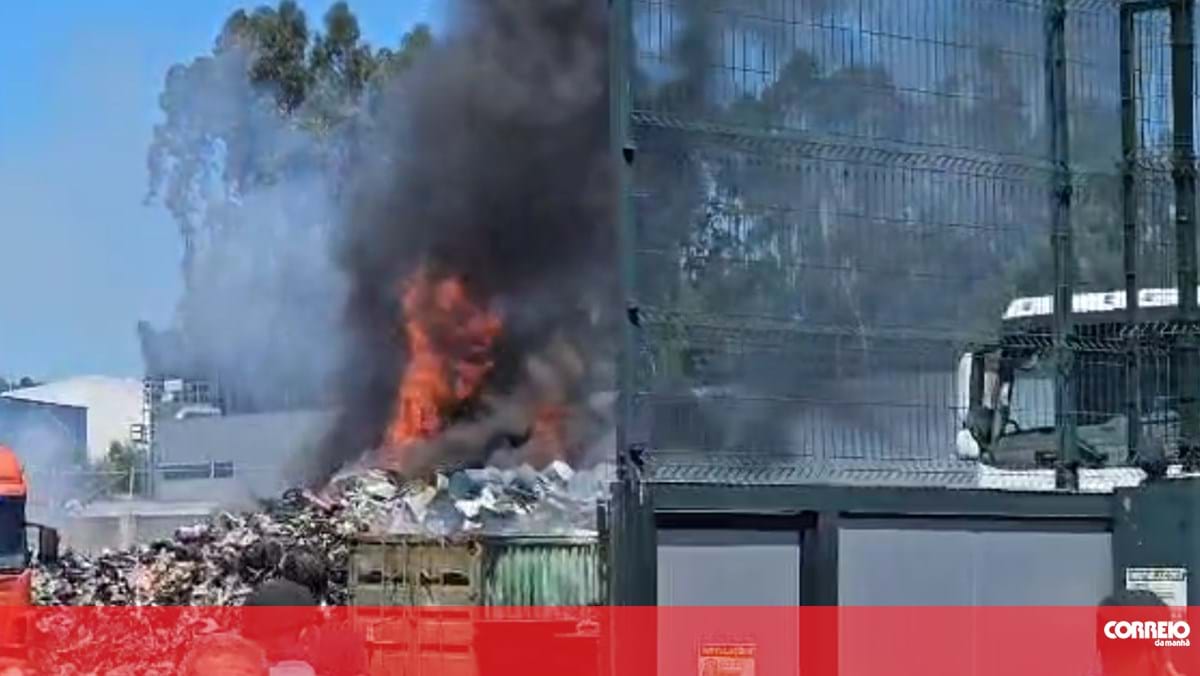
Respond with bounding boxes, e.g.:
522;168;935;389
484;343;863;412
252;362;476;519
699;644;755;676
1126;567;1188;609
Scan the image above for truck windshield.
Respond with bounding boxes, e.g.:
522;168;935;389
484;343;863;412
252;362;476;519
0;497;27;571
1009;359;1055;431
1007;354;1161;429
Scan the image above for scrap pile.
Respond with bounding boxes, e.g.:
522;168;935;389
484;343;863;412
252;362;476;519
29;607;242;675
336;460;610;538
34;461;611;607
34;488;360;606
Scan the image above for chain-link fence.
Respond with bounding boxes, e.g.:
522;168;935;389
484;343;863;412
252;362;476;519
617;0;1200;489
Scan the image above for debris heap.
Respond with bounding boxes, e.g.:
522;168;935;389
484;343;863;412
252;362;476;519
34;461;611;607
34;488;358;606
338;460;610;538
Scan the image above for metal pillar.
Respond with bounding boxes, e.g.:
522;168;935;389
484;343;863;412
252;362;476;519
607;0;653;610
1173;0;1198;319
1047;0;1078;489
1122;5;1144;463
1113;478;1200;605
609;0;638;479
1173;0;1200;468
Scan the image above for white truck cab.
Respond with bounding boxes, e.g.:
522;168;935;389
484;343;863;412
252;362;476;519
955;286;1200;470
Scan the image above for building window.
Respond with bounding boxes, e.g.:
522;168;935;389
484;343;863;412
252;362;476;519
160;464;211;481
160;462;235;481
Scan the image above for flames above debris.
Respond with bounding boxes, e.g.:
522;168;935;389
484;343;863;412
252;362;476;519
314;0;614;484
380;269;503;471
374;266;599;476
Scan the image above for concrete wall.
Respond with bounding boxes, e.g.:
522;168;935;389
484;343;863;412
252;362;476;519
60;501;217;554
61;518;120;554
154;477;257;508
154;409;336;505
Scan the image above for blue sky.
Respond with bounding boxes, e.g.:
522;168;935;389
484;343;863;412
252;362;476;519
0;1;442;381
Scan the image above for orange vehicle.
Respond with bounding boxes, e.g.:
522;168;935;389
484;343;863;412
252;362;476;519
0;445;59;671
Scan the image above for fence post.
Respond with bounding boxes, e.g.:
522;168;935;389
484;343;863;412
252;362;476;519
1172;0;1200;469
1048;0;1078;489
610;0;639;480
1121;4;1143;465
1173;0;1198;320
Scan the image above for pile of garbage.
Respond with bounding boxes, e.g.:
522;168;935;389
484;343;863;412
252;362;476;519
29;607;244;675
332;460;611;538
34;461;612;607
34;488;360;606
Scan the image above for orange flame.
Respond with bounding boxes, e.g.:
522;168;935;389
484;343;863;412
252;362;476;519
380;268;502;470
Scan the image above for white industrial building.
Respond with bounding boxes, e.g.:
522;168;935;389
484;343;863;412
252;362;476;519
2;376;142;464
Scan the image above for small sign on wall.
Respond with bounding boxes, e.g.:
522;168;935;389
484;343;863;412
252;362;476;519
1125;567;1188;609
699;643;756;676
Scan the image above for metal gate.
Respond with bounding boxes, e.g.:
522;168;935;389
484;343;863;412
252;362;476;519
610;480;1119;674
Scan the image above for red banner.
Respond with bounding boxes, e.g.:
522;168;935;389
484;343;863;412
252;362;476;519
0;606;1190;675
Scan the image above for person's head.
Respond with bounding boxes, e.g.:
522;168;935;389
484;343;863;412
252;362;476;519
240;539;285;576
242;579;320;662
280;546;329;600
180;633;268;676
1097;590;1177;676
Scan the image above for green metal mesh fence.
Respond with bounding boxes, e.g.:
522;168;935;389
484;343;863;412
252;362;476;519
617;0;1200;488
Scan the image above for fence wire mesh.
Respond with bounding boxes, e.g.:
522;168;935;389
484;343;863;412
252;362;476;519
621;0;1199;489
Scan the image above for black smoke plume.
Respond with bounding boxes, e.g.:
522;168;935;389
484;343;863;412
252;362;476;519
310;0;614;482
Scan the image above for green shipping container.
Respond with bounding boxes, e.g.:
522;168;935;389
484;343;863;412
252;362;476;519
348;534;607;607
